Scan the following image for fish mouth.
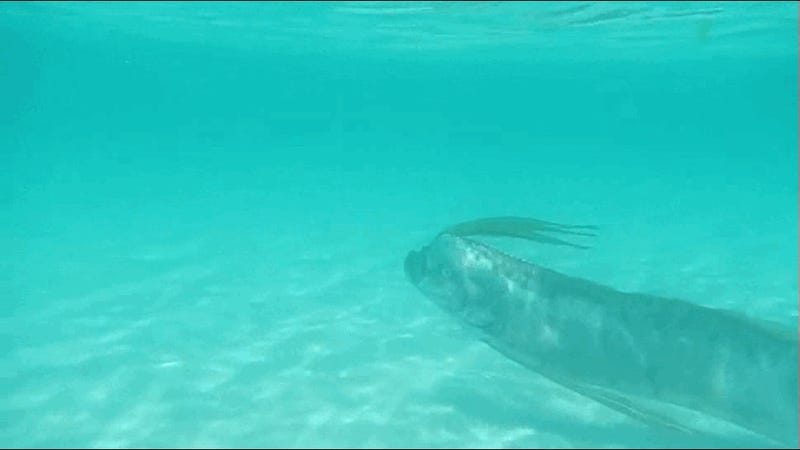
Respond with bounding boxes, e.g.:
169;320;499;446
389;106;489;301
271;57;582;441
404;249;425;285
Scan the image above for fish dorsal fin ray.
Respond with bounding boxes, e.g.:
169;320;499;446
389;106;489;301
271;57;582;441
442;216;597;250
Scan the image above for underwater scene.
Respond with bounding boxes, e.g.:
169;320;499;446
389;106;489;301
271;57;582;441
2;2;798;448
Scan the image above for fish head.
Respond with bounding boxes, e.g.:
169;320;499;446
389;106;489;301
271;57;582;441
405;233;507;330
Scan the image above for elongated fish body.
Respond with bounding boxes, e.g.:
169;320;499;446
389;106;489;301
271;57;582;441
404;232;798;447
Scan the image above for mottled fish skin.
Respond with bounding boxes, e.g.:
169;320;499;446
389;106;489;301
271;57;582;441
404;233;798;447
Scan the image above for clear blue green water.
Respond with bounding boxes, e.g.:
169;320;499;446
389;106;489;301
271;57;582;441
2;2;798;448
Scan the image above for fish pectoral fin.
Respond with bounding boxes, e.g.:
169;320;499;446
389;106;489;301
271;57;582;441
545;377;702;436
480;338;699;434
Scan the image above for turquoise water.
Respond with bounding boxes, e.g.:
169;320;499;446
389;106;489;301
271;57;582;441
2;2;798;448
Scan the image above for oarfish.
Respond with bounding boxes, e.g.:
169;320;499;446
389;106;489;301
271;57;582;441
404;217;798;447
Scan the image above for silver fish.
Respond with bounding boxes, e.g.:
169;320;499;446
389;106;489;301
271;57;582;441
404;223;798;447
